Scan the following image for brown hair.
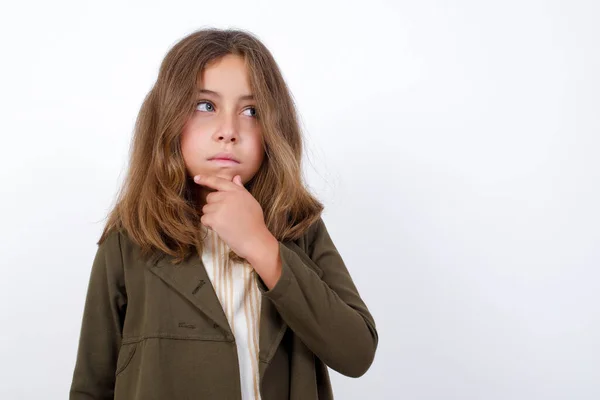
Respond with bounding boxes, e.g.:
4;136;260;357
98;28;324;264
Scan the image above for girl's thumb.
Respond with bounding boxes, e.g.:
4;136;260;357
233;175;243;187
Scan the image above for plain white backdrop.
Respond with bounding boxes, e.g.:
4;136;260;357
1;0;599;399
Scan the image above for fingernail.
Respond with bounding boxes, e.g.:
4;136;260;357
194;175;201;182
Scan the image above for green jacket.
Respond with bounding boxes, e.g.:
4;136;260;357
69;217;378;399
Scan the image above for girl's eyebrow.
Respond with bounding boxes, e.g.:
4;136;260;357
197;89;254;101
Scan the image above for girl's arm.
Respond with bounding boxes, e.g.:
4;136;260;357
258;217;378;378
69;230;126;399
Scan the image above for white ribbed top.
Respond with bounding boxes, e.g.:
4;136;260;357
200;227;262;400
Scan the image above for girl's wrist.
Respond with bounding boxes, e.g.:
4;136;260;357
246;229;282;289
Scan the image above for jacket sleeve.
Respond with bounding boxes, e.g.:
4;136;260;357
260;217;378;377
69;230;127;400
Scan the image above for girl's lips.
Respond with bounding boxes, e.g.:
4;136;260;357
209;158;240;165
209;152;239;162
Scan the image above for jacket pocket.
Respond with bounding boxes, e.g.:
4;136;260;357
115;342;137;377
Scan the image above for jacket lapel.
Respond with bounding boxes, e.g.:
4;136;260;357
148;251;232;334
146;241;299;380
258;286;287;380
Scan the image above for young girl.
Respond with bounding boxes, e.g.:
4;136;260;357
69;28;378;400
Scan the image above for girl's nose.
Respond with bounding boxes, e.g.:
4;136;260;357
217;131;237;142
215;113;239;142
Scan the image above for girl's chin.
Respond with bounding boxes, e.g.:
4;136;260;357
193;171;240;182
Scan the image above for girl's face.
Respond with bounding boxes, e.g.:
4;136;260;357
181;54;264;187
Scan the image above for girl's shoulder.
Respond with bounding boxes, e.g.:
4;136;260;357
96;226;154;269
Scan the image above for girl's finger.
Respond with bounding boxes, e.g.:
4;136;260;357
194;175;238;192
200;214;211;228
202;203;219;215
206;191;226;204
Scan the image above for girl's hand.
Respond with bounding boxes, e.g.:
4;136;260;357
193;174;274;262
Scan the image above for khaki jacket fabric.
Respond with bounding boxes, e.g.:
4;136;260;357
69;217;378;399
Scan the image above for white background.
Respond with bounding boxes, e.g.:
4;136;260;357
1;0;599;399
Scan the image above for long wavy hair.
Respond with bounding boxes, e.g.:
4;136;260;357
98;28;324;264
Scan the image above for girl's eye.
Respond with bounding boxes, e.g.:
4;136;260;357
196;101;214;112
243;107;257;117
